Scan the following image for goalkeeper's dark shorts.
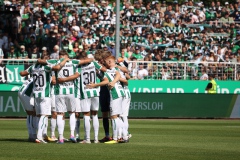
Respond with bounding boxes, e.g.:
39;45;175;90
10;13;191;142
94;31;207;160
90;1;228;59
99;86;110;112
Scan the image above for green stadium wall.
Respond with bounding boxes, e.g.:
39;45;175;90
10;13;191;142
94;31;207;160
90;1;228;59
1;80;240;94
128;80;240;94
0;91;240;118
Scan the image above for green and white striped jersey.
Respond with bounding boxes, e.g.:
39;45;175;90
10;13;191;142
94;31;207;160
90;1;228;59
74;67;81;98
18;77;34;97
119;70;131;99
104;68;125;100
47;59;58;66
46;60;58;97
80;61;102;99
50;70;56;96
27;64;52;98
55;59;80;95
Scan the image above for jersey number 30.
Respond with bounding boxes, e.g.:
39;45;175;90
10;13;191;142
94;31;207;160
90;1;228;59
83;71;95;85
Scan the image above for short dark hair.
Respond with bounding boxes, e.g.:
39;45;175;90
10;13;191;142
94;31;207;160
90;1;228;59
59;50;67;56
78;51;88;59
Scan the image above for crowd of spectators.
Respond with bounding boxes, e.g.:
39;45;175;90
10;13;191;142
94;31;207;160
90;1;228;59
0;0;240;80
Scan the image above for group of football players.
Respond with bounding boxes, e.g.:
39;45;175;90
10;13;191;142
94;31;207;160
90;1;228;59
18;49;131;144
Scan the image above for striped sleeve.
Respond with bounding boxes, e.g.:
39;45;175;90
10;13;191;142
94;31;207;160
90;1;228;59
93;61;102;70
47;59;58;65
26;65;33;74
75;66;81;73
72;59;80;67
44;65;52;72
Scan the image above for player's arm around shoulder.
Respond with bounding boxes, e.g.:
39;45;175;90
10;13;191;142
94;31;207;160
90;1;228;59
119;77;128;85
57;72;80;83
78;58;94;65
20;65;33;77
20;70;30;77
52;57;69;71
37;58;47;65
86;77;109;89
116;63;129;74
113;70;121;82
125;73;131;80
108;70;121;89
119;71;128;85
44;64;53;72
93;60;107;72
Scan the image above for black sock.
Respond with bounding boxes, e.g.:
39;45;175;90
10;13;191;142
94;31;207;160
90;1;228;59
103;118;109;137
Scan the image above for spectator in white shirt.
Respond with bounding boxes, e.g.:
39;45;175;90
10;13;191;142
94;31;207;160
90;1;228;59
161;66;173;80
196;9;205;22
190;13;199;23
200;68;208;80
137;63;148;80
50;45;59;59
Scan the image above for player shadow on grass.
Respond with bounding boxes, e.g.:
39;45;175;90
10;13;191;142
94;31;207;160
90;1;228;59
0;138;31;143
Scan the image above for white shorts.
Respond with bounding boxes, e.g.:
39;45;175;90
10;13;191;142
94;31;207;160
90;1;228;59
55;94;76;112
120;97;130;117
51;94;56;112
34;97;51;115
75;98;81;112
80;97;99;112
18;92;34;111
110;97;123;116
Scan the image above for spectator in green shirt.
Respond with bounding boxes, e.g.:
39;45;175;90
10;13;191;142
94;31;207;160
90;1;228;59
131;46;144;60
43;1;51;15
144;69;157;80
21;6;30;21
166;52;178;61
17;45;28;59
67;48;76;59
6;46;18;64
134;1;141;14
7;46;18;59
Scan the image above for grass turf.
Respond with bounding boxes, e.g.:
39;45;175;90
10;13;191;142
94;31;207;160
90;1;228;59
0;119;240;160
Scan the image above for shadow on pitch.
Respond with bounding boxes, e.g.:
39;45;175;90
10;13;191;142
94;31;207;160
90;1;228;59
0;138;30;143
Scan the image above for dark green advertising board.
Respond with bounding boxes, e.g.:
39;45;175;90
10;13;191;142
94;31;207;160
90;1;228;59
129;93;239;118
0;92;25;117
1;92;240;118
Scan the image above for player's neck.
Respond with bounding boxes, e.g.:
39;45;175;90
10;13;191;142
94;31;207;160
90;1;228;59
109;64;115;69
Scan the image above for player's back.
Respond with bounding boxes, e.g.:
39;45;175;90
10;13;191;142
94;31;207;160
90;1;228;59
55;60;79;95
105;68;125;100
80;62;99;99
30;64;52;98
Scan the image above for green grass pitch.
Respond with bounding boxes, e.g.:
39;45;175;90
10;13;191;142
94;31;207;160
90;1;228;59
0;119;240;160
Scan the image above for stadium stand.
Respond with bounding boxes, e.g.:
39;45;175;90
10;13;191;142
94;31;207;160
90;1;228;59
0;0;240;80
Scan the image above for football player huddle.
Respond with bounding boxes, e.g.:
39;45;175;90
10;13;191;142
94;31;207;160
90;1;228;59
18;49;131;144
